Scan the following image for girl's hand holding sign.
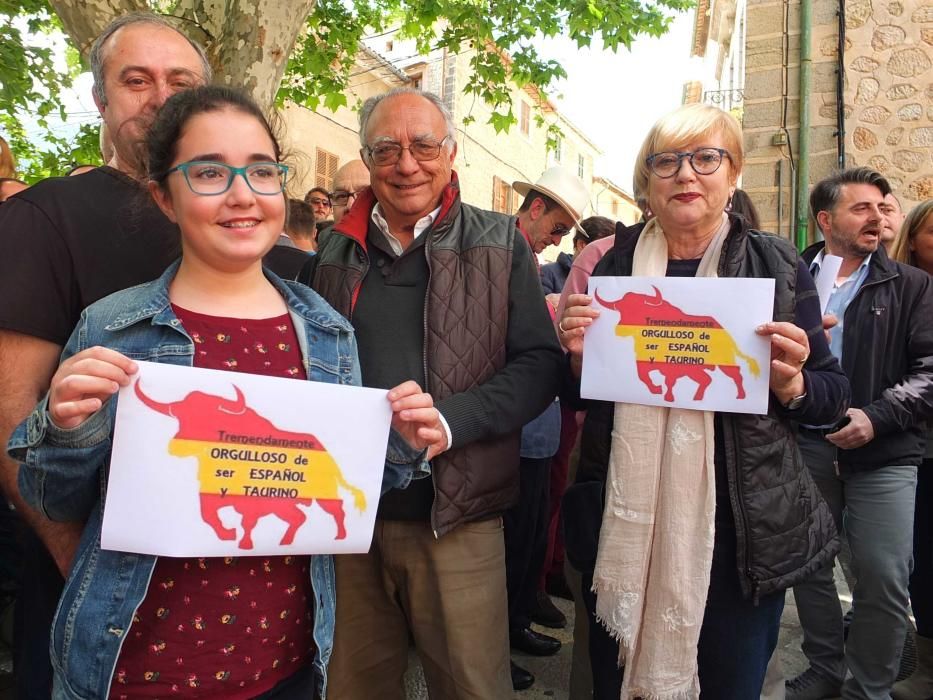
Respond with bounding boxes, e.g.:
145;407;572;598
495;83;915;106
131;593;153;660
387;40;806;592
48;346;138;429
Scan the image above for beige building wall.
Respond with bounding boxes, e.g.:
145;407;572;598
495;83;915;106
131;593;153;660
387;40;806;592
742;0;932;240
443;49;601;218
593;177;642;225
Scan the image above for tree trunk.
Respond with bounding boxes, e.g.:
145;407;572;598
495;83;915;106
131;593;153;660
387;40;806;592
49;0;148;55
174;0;316;109
50;0;316;110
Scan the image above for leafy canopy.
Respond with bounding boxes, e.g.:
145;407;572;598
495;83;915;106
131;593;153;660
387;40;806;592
2;0;692;181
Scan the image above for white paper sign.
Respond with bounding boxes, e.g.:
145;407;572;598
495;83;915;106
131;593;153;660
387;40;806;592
581;277;775;414
815;254;843;313
102;361;392;556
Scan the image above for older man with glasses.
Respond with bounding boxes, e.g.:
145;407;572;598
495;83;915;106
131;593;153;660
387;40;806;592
297;87;562;699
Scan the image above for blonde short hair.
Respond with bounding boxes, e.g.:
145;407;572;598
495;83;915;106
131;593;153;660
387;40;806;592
890;199;933;268
633;104;744;199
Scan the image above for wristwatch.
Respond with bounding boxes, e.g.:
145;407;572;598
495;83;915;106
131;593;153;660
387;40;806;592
784;392;807;410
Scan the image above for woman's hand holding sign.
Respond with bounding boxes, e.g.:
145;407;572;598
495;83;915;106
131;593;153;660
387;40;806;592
49;346;138;430
559;293;600;378
754;321;809;406
387;381;448;459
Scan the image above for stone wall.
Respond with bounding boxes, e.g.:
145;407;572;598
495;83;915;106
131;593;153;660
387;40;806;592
742;0;841;238
846;0;932;202
741;0;932;241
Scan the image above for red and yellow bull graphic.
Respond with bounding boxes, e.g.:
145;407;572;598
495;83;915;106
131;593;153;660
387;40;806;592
594;286;760;403
134;380;366;550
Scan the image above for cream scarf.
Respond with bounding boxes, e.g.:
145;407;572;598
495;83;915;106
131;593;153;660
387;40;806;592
593;215;730;700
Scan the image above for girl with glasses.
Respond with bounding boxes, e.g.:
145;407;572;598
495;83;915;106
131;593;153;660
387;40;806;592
8;86;443;700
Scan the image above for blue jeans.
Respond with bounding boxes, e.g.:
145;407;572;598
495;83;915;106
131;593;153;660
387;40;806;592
696;532;785;699
792;433;917;700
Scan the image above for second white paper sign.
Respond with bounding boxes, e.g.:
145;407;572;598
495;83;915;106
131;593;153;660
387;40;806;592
581;276;775;414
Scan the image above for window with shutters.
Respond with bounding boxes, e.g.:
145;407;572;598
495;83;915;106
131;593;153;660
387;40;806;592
315;148;339;190
578;154;586;179
612;200;619;216
492;176;513;214
520;101;530;136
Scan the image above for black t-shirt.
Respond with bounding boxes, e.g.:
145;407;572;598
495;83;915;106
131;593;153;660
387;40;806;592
0;167;306;346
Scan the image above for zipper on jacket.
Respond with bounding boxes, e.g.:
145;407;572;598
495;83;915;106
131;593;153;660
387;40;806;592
727;420;756;602
421;233;441;539
748;571;761;606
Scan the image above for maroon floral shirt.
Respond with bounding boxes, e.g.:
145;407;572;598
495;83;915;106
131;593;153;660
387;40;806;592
110;307;313;698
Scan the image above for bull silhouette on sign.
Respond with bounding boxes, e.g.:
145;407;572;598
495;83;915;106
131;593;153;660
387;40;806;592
595;286;760;403
135;380;366;549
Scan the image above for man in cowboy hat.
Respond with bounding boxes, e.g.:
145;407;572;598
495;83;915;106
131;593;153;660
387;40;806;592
513;166;590;255
504;166;589;688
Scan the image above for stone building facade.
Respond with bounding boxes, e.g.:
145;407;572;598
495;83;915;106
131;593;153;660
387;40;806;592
741;0;932;241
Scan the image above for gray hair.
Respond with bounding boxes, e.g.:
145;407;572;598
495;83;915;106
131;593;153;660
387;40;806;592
810;166;892;223
90;12;212;106
358;88;457;150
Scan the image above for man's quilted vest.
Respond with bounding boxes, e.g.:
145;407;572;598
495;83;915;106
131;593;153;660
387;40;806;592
309;196;521;536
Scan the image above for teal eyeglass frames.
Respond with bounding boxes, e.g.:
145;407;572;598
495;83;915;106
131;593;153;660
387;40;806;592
162;161;290;195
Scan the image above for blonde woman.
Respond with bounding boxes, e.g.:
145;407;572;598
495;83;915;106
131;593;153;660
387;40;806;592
559;104;848;699
891;199;933;275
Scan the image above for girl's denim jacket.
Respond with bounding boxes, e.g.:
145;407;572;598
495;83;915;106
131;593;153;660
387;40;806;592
7;261;429;700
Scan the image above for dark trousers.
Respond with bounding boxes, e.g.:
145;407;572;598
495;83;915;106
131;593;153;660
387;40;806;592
583;537;784;699
696;551;785;699
505;456;551;631
13;523;61;700
580;568;623;700
539;408;579;588
912;460;933;638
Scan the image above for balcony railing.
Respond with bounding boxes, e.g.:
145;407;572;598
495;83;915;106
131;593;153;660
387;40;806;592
703;88;744;108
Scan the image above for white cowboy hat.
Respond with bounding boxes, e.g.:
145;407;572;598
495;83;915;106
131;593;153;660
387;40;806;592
513;166;590;234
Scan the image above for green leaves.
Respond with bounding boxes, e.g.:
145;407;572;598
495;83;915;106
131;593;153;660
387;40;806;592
0;0;95;181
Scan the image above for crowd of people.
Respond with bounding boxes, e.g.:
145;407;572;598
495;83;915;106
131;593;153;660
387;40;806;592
0;10;931;700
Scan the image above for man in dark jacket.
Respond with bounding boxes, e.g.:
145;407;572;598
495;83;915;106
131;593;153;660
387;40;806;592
787;167;933;700
297;87;562;699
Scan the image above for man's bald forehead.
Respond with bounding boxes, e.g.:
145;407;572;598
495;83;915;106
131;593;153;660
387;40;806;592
334;160;369;185
100;22;200;72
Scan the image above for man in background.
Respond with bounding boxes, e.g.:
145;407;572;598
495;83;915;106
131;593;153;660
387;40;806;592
286;198;317;253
